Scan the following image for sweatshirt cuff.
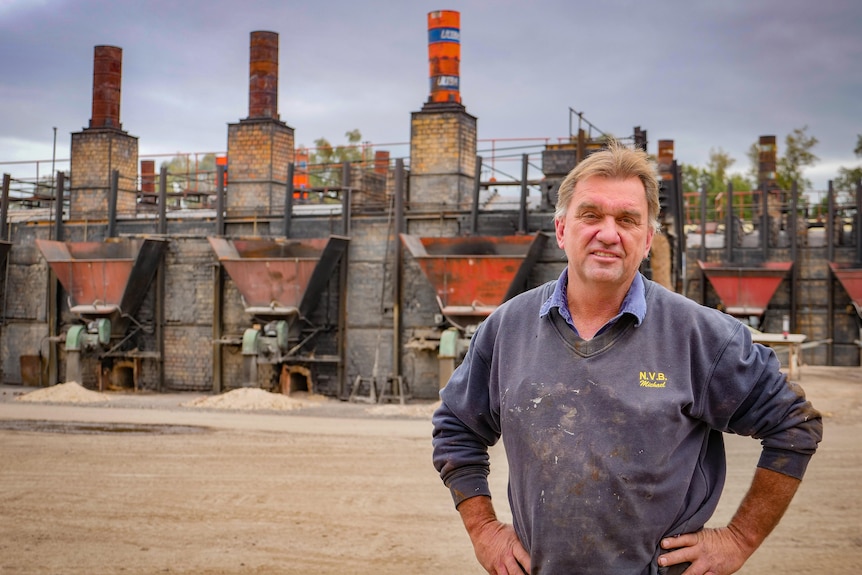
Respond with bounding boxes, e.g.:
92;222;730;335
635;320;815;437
757;447;813;480
447;474;492;508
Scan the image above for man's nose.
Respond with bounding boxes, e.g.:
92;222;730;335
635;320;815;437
595;216;620;242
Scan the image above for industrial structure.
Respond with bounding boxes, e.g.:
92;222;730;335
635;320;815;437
0;11;859;401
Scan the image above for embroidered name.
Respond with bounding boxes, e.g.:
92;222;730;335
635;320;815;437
639;371;667;388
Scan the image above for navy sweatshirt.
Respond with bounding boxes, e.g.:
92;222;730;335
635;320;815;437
432;275;822;574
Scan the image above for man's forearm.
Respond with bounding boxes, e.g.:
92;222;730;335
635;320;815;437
458;495;499;535
727;466;801;555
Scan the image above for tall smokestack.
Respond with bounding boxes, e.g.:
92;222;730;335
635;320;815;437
90;45;123;129
657;140;675;181
758;135;777;189
427;10;461;105
248;31;279;119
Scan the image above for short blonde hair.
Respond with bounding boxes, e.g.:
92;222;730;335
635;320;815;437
554;139;660;231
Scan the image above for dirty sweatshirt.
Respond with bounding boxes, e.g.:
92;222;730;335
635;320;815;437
431;275;822;575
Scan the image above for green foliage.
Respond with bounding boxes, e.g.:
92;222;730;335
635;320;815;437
831;134;862;206
306;129;368;188
681;148;753;220
776;126;819;191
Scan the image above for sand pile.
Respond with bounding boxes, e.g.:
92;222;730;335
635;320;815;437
184;387;329;412
15;382;110;404
365;400;440;418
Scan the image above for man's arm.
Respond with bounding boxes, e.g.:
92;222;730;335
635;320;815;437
458;495;531;575
658;467;801;575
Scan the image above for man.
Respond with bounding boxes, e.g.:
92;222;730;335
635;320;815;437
431;140;822;575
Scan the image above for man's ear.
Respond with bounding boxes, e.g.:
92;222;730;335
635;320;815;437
554;217;566;249
643;227;655;259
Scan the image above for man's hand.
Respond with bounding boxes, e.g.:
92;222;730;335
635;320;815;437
458;496;531;574
658;526;751;575
658;467;802;575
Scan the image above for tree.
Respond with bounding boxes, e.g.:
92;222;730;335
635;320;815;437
746;128;819;192
777;126;819;191
306;129;368;189
832;134;862;205
707;147;735;189
682;148;752;220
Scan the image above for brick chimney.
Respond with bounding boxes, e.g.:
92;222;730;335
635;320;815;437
70;45;138;220
410;11;476;209
248;31;279;120
90;45;123;129
226;31;295;217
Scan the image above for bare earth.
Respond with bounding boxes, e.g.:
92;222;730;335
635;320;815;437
0;365;860;574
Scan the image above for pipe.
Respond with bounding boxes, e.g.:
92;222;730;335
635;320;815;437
725;181;734;263
519;153;528;233
90;45;123;129
699;182;707;305
156;258;165;392
1;173;9;240
212;261;224;394
790;180;799;333
672;160;685;292
470;155;481;235
827;182;835;365
341;162;351;236
54;172;65;241
248;31;279;119
284;162;294;238
158;165;167;235
216;164;225;237
827;181;835;263
108;169;119;238
393;158;405;386
337;162;351;396
761;182;769;259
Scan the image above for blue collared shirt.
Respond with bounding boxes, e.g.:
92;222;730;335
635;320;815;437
539;267;646;337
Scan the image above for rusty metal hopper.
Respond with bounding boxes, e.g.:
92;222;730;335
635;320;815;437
400;233;547;325
697;260;793;317
829;262;862;316
208;236;349;319
0;241;10;267
36;237;167;319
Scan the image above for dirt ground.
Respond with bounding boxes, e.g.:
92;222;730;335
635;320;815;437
0;365;860;574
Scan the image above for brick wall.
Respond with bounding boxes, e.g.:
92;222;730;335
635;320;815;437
70;128;138;219
163;237;216;391
226;119;295;216
409;106;476;208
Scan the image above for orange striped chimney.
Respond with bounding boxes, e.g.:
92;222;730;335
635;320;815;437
248;31;279;119
427;10;461;104
90;45;123;129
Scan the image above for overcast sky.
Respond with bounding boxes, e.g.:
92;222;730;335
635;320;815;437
1;0;859;190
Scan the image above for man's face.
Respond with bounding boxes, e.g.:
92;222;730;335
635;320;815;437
555;175;654;290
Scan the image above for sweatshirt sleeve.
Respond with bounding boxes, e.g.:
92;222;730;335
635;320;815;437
705;322;823;480
431;323;502;508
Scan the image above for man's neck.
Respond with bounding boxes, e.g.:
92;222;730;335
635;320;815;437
566;278;631;340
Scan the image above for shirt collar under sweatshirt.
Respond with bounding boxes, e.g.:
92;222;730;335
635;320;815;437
539;267;646;337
